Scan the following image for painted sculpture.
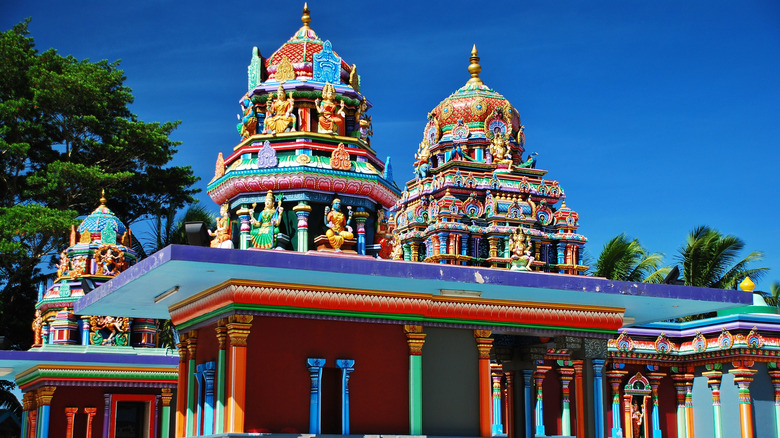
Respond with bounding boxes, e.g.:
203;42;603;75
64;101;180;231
263;83;296;134
324;198;353;251
209;203;234;248
238;94;259;138
250;190;284;249
315;82;345;134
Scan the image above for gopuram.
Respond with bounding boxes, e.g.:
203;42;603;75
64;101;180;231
2;5;777;438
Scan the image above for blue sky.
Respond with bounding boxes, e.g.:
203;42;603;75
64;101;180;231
3;1;779;289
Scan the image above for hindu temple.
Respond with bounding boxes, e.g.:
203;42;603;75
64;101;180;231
1;4;778;438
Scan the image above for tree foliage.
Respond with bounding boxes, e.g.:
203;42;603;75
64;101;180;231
593;233;668;283
0;20;199;349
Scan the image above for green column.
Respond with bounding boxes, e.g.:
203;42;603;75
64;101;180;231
404;325;426;434
185;331;198;437
161;388;173;438
215;321;227;433
293;202;311;252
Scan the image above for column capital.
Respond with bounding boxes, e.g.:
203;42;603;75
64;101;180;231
474;329;493;359
559;367;575;383
592;358;606;376
403;325;426;356
186;329;199;358
36;386;56;406
227;315;254;347
176;333;189;361
215;318;228;349
161;388;173;407
729;367;757;386
572;359;584;375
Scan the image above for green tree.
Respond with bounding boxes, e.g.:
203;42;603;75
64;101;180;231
593;233;668;282
0;20;199;349
0;380;21;419
679;226;768;289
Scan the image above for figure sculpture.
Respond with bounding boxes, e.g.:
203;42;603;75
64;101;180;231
32;310;43;345
519;152;538;169
324;198;353;251
509;229;534;271
263;84;296;134
209;203;234;248
250;191;284;249
315;83;345;134
414;139;432;179
238;94;259;138
488;127;511;165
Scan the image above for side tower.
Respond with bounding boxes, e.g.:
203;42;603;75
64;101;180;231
390;47;588;274
207;4;400;255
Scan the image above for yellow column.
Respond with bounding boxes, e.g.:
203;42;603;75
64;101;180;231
226;315;253;432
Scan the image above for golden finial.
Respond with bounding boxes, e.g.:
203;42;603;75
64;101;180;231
739;276;755;292
99;189;107;206
466;44;483;86
302;3;311;29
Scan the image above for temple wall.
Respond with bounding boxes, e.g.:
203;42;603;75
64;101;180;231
422;327;479;436
750;362;773;438
194;321;218;364
542;367;562;435
243;316;408;434
48;386;105;438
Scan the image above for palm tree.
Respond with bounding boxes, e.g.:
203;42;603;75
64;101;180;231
679;226;768;289
593;234;668;282
0;380;21;421
760;282;780;312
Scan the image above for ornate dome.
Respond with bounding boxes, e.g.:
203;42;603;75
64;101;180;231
77;194;128;238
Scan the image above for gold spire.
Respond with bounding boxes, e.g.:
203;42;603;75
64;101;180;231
739;276;755;292
99;189;107;206
466;44;483;86
301;3;311;29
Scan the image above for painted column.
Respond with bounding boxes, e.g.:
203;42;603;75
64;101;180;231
336;359;356;434
730;367;758;438
237;206;252;249
559;366;575;436
573;360;586;438
522;370;533;438
475;330;494;437
28;410;36;438
35;386;55;438
175;334;188;438
647;372;666;438
592;360;606;438
64;407;78;438
702;369;723;438
606;369;628;438
533;363;552;437
403;243;411;261
225;315;253;433
214;319;227;434
154;395;160;438
293;202;312;252
353;209;369;255
438;232;448;263
102;394;111;438
20;392;31;438
504;371;515;438
768;369;780;438
491;367;503;436
80;317;90;345
84;407;97;438
307;358;326;434
404;325;426;434
202;362;216;435
672;375;688;438
185;329;199;437
194;367;204;437
161;388;173;438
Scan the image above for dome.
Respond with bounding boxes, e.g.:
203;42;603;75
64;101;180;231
264;3;353;85
77;195;128;237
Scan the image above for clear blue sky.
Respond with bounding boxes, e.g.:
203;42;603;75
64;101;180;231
3;1;779;289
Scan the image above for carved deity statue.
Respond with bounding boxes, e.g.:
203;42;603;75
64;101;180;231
238;94;259;138
315;83;345;134
488;126;511;164
209;203;234;249
509;229;534;271
414;139;432;179
250;190;283;249
32;310;43;345
263;84;296;134
56;251;69;278
324;198;353;251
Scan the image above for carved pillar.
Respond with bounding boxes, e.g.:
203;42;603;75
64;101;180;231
647;372;666;438
65;407;78;438
534;363;552;437
215;319;227;434
475;330;494;437
488;236;499;259
80;317;90;346
768;368;780;438
592;360;606;438
410;242;421;262
293;202;312;252
160;388;173;438
702;369;723;438
438;232;448;263
522;370;534;438
404;325;426;434
491;367;503;436
559;366;575;436
199;361;216;435
175;334;188;438
307;358;326;434
185;329;199;437
403;243;411;261
225;315;252;433
730;367;758;438
671;371;694;438
336;359;355;434
84;407;97;438
504;371;515;438
573;360;586;438
28;407;37;438
606;369;628;438
353;210;369;255
20;392;32;438
35;386;56;438
102;394;111;438
237;206;252;250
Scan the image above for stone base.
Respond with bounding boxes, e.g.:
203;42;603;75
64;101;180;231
314;235;357;253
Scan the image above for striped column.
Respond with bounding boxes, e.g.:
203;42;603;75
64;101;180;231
730;367;757;438
20;392;32;438
592;360;606;438
533;364;552;437
768;369;780;438
226;315;253;433
185;330;199;437
293;202;312;252
64;407;78;438
491;368;503;435
175;334;188;438
160;389;173;438
475;330;494;437
307;358;326;434
404;325;426;434
559;367;575;436
573;361;586;438
606;369;628;438
214;319;227;433
647;373;666;438
671;372;693;438
35;386;56;438
702;369;723;438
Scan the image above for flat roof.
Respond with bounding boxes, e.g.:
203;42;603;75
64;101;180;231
74;245;751;326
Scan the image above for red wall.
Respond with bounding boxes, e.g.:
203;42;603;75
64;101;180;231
243;316;409;434
194;321;218;365
542;368;562;435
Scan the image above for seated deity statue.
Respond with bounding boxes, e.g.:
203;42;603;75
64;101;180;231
510;230;534;271
315;83;345;134
324;198;353;251
488;127;511;164
209;203;234;248
263;84;296;134
249;190;284;249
